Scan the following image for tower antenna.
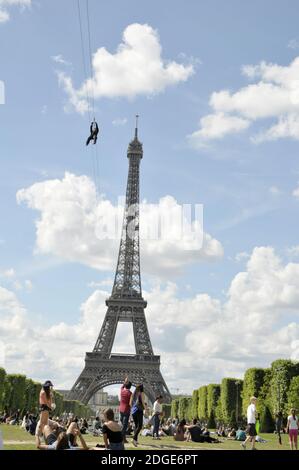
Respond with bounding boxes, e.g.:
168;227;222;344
135;114;139;139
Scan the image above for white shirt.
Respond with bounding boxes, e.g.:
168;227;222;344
288;415;298;430
247;403;256;424
153;400;162;414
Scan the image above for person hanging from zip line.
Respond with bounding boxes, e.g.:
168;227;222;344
86;119;99;146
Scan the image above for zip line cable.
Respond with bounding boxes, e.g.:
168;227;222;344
86;0;100;200
77;0;91;122
76;0;100;201
86;0;95;115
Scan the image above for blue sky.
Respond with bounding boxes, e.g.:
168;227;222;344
0;0;299;394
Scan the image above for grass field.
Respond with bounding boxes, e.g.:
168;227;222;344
0;424;294;451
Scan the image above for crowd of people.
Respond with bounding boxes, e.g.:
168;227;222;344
0;382;298;451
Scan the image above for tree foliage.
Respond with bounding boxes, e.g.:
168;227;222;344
191;389;198;419
171;399;179;419
287;376;299;411
259;405;275;433
162;404;171;420
4;374;26;413
0;368;92;418
242;368;265;415
269;359;299;415
220;378;243;425
170;359;299;425
197;386;207;420
0;367;6;410
207;384;220;421
178;397;192;420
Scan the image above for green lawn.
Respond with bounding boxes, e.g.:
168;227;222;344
0;424;293;450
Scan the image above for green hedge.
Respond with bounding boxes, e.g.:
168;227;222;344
4;374;27;414
24;379;41;414
260;405;275;433
220;378;242;425
171;359;299;426
242;368;265;416
187;397;193;421
178;397;192;420
287;376;299;411
207;384;220;422
197;386;207;420
269;359;299;415
0;367;6;410
191;389;198;420
171;399;179;419
54;391;64;416
0;368;92;418
162;404;171;419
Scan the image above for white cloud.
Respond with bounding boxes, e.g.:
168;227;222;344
188;112;250;147
288;39;299;50
24;280;33;291
16;172;223;276
112;118;127;126
287;245;299;257
57;72;90;115
235;251;250;262
0;8;8;22
253;113;299;143
186;246;299;368
0;0;31;23
0;267;33;292
190;56;299;144
0;246;298;392
269;185;281;195
0;268;15;278
51;54;71;66
88;278;113;289
58;23;194;114
292;184;299;198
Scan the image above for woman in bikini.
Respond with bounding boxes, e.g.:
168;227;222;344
39;380;54;434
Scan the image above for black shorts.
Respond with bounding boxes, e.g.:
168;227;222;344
39;404;51;412
247;423;257;437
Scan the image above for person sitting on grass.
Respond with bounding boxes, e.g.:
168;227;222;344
235;427;246;441
162;418;175;436
174;419;186;441
80;418;89;434
92;416;102;436
202;426;221;443
185;419;203;442
227;428;237;439
102;408;124;450
36;421;88;450
28;414;37;435
141;424;153;437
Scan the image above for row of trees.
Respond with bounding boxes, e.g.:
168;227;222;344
170;359;299;431
0;367;92;418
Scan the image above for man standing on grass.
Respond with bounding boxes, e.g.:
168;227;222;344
241;396;257;450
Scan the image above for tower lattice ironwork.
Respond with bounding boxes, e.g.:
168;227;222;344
68;119;171;404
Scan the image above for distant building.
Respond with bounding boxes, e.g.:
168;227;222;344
88;390;120;420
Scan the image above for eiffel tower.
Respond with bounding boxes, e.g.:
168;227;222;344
68;117;171;404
